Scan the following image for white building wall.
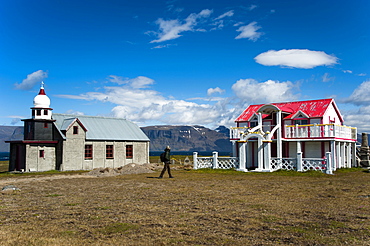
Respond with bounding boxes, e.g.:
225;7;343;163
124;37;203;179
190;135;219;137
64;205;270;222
304;142;322;158
26;144;56;171
62;122;86;171
323;103;341;124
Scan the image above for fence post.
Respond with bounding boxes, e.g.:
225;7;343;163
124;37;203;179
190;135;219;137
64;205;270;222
326;152;333;174
193;152;198;170
213;151;218;169
297;152;303;171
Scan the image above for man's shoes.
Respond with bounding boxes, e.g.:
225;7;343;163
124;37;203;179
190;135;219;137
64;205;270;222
158;177;163;179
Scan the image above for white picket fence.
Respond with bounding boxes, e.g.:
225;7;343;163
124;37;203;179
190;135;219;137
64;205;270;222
193;151;333;174
193;152;238;170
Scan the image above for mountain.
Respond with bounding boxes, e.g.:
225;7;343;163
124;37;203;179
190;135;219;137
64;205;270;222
0;126;23;152
141;125;231;153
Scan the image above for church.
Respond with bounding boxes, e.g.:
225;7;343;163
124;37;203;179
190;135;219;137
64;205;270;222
7;83;150;172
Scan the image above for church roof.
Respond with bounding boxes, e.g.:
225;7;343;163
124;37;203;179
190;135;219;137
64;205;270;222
52;114;149;141
235;98;342;122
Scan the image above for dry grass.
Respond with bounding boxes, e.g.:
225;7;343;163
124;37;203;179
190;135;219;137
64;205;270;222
0;166;369;245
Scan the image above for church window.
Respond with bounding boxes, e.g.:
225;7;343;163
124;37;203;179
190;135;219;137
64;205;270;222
44;109;48;115
106;145;114;159
39;150;45;158
126;145;133;159
44;123;48;128
36;110;41;116
73;126;78;135
85;145;93;159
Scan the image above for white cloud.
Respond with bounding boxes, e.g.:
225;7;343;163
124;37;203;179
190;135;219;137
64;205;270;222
215;10;234;20
248;5;258;11
322;73;335;82
108;75;154;88
342;106;370;133
235;21;262;41
343;70;353;74
57;76;301;128
207;87;225;96
231;79;298;103
150;9;213;43
255;49;338;69
14;70;48;90
345;80;370;105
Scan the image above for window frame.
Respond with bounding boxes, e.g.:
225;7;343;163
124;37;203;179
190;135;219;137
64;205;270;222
39;149;45;158
126;145;133;159
85;145;93;159
106;145;114;159
73;126;79;135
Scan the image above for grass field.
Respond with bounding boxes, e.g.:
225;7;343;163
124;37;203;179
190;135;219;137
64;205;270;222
0;164;369;245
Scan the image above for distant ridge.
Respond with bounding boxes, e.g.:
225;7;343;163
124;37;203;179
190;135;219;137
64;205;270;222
141;125;231;152
0;126;23;152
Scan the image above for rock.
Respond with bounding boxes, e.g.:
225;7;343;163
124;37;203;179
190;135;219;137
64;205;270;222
1;185;20;194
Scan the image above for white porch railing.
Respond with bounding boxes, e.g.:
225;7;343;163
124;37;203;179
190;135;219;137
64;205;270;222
284;124;357;140
230;124;357;140
193;152;238;170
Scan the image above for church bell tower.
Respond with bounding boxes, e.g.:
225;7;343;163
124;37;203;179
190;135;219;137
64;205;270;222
23;82;55;140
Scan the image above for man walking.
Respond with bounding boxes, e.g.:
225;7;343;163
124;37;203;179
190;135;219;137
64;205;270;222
159;146;173;178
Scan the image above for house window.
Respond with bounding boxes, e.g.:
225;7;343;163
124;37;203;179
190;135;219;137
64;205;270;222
44;109;48;115
44;122;48;128
39;150;45;158
106;145;114;159
294;119;308;125
36;110;41;116
73;126;78;135
250;121;258;128
126;145;133;159
85;145;93;159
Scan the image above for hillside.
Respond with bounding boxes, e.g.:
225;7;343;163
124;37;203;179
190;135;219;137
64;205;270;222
0;126;23;152
141;125;231;152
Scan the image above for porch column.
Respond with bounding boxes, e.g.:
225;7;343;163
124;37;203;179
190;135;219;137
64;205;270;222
257;137;264;170
330;140;336;171
263;141;272;171
336;141;340;170
340;142;345;168
346;142;351;168
352;142;357;167
276;110;282;158
237;142;248;172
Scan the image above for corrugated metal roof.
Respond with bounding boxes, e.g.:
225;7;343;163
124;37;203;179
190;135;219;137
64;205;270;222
235;99;338;122
53;114;149;141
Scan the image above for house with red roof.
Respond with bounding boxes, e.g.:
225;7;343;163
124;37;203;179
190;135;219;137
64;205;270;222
230;99;357;173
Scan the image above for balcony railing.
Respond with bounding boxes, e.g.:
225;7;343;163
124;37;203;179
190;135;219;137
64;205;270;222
230;124;357;141
284;124;357;140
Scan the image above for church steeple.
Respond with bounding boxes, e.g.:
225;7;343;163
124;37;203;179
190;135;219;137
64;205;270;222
31;82;53;120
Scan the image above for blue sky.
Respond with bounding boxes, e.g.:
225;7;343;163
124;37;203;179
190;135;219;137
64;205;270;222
1;0;370;131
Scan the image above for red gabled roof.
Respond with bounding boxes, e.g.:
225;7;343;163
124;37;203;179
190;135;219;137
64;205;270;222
235;98;340;122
